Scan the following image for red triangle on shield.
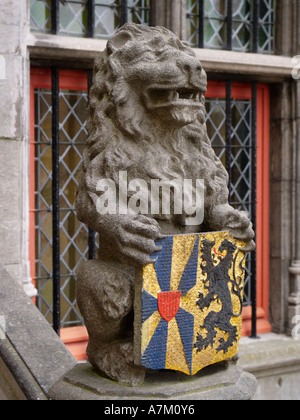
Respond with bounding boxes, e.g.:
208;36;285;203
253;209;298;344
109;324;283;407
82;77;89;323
158;291;181;322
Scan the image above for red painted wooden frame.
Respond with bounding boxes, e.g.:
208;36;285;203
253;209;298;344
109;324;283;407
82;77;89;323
206;81;271;336
30;70;271;360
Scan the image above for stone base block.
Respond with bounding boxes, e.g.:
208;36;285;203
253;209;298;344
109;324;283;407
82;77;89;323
48;362;257;401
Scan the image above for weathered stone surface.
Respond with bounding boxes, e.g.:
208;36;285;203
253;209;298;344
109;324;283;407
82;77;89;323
0;140;21;267
0;0;31;293
76;23;255;386
0;266;76;398
48;362;257;401
0;357;27;400
238;334;300;400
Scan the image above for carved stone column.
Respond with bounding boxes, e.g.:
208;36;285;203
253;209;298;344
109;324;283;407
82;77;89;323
0;0;36;297
150;0;186;40
288;1;300;337
288;79;300;336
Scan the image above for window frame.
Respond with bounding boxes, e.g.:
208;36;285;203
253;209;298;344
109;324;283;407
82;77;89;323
206;81;271;335
186;0;276;54
30;0;151;39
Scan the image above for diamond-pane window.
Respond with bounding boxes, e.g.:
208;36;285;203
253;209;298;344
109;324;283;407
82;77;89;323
30;0;52;34
205;82;270;336
31;69;98;330
94;0;122;38
206;97;252;306
30;0;150;38
186;0;276;53
59;0;89;37
127;0;150;24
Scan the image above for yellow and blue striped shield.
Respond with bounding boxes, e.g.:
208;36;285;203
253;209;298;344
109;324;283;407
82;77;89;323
134;232;246;375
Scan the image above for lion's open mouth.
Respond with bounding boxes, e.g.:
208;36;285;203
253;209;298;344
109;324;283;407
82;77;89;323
145;87;204;110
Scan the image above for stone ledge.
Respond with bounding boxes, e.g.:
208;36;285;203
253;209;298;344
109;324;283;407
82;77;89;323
0;265;76;398
27;33;294;81
0;337;46;400
238;333;300;377
238;333;300;400
0;356;27;400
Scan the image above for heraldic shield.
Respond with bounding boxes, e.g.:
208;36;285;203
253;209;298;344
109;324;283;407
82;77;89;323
134;232;247;376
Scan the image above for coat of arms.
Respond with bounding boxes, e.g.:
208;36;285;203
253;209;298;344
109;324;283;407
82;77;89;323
134;232;246;375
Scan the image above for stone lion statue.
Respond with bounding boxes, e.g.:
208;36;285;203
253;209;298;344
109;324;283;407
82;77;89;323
76;23;255;386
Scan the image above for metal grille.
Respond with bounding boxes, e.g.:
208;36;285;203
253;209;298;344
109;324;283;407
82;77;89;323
206;96;253;306
30;0;150;38
186;0;275;53
34;84;96;329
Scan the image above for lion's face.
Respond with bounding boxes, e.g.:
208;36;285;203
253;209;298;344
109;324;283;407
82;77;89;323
107;24;207;128
142;52;207;127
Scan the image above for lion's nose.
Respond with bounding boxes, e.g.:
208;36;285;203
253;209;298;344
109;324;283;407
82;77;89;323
176;57;203;75
176;56;206;91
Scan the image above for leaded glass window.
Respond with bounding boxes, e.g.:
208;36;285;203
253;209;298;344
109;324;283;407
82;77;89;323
30;0;52;33
186;0;275;53
32;70;97;329
206;96;253;306
30;0;150;38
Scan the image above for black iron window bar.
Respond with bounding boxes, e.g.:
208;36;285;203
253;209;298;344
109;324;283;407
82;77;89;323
51;67;60;334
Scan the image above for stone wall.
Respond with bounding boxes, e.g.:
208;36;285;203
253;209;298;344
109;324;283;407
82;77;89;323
0;0;34;297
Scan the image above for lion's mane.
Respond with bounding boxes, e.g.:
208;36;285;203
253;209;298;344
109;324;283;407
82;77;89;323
77;24;229;226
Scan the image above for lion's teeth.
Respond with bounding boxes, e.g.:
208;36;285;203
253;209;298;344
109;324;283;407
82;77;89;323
170;90;179;102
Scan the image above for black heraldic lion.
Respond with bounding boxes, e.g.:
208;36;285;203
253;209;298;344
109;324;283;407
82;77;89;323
195;239;245;354
75;23;255;386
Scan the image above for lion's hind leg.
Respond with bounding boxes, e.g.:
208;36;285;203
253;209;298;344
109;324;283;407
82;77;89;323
194;311;219;352
217;322;238;354
76;259;146;386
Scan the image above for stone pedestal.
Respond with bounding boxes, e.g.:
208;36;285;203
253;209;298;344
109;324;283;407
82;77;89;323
48;363;257;401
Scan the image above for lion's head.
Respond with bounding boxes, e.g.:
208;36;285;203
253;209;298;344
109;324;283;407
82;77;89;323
88;24;207;138
78;23;229;230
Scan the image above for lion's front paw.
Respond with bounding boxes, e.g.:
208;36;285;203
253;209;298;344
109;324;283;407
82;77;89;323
227;211;255;251
116;215;163;267
210;205;255;251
